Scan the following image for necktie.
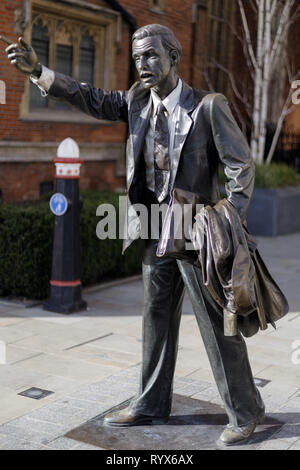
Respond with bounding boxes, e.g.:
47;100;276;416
154;102;170;202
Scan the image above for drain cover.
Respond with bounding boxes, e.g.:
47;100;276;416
18;387;54;400
254;378;271;388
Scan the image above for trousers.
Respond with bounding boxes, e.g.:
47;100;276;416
129;192;265;426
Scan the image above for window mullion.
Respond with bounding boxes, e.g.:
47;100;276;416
94;28;105;88
72;26;81;80
48;19;56;110
48;18;56;70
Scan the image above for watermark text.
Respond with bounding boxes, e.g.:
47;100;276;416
0;80;6;104
291;340;300;365
292;80;300;105
95;196;204;250
0;340;6;364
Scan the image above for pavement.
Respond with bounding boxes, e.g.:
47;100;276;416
0;233;299;450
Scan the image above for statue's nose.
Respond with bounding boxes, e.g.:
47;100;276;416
139;57;148;69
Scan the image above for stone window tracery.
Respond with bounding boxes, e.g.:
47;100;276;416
21;0;120;121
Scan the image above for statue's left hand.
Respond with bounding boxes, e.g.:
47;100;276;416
0;35;40;76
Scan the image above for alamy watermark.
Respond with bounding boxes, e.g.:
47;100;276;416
0;340;6;364
0;80;6;104
95;196;204;250
291;339;300;365
292;80;300;105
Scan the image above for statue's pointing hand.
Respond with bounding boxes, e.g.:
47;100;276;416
0;36;41;77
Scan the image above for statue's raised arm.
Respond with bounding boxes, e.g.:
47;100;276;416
1;34;128;122
0;35;41;77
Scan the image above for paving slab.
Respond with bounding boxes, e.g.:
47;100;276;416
63;343;141;368
289;438;300;450
0;391;51;425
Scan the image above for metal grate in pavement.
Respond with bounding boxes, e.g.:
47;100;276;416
18;387;54;400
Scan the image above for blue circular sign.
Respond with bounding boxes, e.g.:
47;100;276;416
50;193;68;216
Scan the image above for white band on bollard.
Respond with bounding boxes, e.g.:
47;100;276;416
54;138;83;179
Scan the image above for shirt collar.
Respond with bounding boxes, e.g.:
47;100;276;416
151;78;182;117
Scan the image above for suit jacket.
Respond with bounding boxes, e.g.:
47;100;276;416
48;74;255;253
192;198;289;337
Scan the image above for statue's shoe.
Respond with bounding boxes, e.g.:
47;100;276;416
103;407;169;427
217;411;265;446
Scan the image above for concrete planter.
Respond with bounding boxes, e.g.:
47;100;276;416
246;186;300;236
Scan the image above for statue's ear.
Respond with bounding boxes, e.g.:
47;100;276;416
170;49;179;68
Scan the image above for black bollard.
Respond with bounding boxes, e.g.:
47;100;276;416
44;138;87;314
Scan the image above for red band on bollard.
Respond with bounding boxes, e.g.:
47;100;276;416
53;157;84;164
50;279;81;287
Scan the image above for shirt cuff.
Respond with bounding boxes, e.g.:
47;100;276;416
30;65;55;97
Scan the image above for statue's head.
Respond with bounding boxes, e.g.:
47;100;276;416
132;24;182;90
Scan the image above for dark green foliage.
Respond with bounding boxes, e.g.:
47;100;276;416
0;191;143;300
0;203;53;299
254;163;300;188
218;162;300;188
79;191;144;285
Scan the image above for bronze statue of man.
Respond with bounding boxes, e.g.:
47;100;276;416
2;25;265;446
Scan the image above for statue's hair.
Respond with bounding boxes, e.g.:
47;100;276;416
132;24;182;64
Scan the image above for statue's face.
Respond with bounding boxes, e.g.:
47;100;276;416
132;36;172;89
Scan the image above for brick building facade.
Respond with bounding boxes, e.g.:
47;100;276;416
0;0;299;202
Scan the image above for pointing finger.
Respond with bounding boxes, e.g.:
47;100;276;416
0;35;14;46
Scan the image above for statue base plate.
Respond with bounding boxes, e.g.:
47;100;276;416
65;394;283;450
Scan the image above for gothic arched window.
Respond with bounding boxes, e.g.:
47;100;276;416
26;2;119;121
